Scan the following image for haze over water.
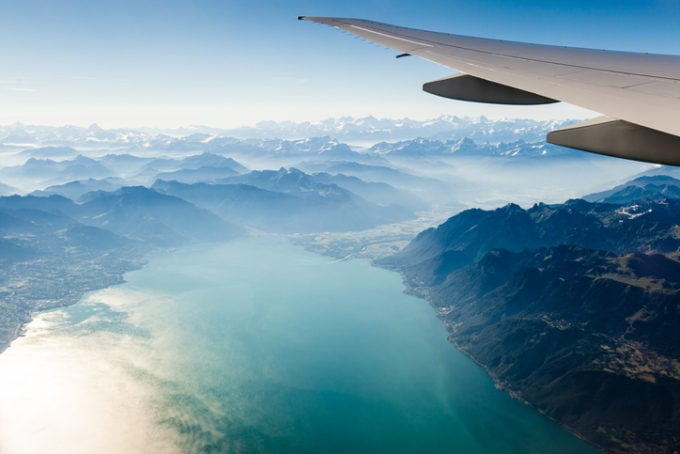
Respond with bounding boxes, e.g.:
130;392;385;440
0;238;596;453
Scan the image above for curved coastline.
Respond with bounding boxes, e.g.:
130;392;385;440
0;237;595;453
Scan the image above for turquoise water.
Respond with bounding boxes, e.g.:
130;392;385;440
0;238;596;453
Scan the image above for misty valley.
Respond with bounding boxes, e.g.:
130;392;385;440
0;117;678;453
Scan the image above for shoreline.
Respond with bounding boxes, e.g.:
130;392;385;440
0;234;597;454
446;329;598;451
0;234;602;452
373;263;604;453
0;239;233;358
287;234;606;451
0;261;146;357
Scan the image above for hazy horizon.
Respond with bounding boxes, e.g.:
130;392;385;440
0;114;581;134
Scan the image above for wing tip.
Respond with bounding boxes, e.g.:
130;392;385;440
297;16;349;26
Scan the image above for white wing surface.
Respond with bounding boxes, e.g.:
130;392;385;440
300;16;680;165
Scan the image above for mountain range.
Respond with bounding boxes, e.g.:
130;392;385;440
585;175;680;204
0;187;238;246
153;167;417;233
380;175;680;453
0;116;572;144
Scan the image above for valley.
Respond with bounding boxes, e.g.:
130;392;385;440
0;118;676;452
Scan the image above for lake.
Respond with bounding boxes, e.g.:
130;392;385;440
0;237;596;453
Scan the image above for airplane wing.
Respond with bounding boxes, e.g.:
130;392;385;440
299;16;680;166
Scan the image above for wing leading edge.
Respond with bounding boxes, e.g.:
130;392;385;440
299;16;680;165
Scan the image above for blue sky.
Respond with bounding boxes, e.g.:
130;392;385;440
1;0;678;128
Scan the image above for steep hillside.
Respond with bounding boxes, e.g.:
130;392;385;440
382;187;680;453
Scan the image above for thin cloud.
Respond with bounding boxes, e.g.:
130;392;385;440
8;87;37;93
269;76;310;85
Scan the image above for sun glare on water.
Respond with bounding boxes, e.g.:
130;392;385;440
0;293;178;454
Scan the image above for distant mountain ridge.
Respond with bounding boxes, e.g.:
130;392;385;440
368;137;579;159
0;116;573;144
153;167;416;233
4;126;581;163
1;119;609;198
584;175;680;203
0;155;114;186
219;116;574;142
32;178;126;200
0;187;239;246
77;186;238;245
